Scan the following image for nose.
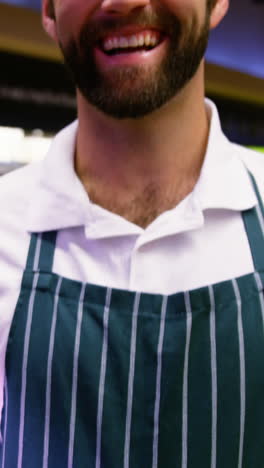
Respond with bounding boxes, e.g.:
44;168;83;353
100;0;150;16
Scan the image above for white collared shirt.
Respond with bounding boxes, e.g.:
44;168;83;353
0;99;264;426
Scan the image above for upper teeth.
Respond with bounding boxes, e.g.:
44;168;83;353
103;33;160;51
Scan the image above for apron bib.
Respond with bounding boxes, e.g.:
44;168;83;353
1;174;264;468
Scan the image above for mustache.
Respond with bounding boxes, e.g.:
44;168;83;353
78;10;182;46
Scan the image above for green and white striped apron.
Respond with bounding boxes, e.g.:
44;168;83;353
1;173;264;468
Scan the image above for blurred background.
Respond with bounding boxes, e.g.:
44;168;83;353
0;0;263;174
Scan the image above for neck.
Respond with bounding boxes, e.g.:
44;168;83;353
75;66;209;227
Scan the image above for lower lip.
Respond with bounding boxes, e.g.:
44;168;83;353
94;38;168;69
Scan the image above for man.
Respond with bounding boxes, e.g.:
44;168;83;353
0;0;264;466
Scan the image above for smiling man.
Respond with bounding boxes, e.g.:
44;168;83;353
54;0;213;119
1;0;264;467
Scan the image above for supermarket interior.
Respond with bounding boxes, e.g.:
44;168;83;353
0;0;264;175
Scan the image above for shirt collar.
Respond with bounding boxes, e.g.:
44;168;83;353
26;99;257;234
194;99;257;211
26;121;91;232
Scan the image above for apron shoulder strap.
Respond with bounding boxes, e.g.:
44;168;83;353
25;231;57;272
242;171;264;272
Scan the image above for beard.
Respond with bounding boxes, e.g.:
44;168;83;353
59;6;211;119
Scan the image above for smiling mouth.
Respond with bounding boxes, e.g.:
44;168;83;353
99;30;164;55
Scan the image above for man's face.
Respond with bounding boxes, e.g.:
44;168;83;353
50;0;216;118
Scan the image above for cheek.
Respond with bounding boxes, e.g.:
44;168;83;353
159;0;206;26
55;0;99;44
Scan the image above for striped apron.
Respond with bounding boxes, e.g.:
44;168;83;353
1;174;264;468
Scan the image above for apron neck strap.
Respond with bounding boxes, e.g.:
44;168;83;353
242;172;264;272
26;231;57;272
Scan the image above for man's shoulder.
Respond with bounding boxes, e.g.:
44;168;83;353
0;162;40;220
0;162;39;193
231;142;264;167
0;163;38;268
230;142;264;199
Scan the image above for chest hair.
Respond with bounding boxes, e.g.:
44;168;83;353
88;178;196;229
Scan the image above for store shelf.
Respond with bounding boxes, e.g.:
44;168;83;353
0;125;52;170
